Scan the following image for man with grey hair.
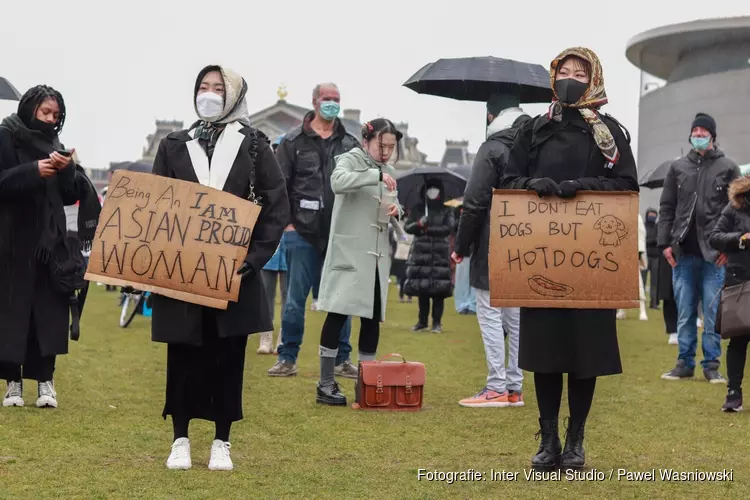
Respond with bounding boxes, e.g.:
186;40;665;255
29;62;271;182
269;83;360;378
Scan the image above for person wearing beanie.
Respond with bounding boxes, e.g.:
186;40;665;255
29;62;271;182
453;91;530;409
659;112;741;383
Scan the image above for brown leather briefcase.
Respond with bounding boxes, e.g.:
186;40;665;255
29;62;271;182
356;353;425;411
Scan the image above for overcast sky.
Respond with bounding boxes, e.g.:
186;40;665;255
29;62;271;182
1;1;747;170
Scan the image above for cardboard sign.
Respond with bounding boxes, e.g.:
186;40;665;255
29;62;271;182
489;190;639;309
85;171;262;309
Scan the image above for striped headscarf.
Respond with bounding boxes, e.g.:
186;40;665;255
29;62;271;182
548;47;619;166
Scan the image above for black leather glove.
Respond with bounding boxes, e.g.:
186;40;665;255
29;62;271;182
557;180;582;199
527;178;560;198
236;262;254;280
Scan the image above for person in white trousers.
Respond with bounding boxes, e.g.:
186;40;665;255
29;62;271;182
452;94;531;407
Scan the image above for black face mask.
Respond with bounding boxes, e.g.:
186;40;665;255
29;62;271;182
29;118;57;137
554;78;589;105
646;214;657;223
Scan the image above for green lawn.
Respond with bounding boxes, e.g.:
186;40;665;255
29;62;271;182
0;285;748;499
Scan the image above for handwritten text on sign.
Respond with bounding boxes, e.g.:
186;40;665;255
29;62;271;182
84;171;262;309
489;190;639;309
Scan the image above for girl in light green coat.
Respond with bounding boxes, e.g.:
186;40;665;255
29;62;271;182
316;119;403;406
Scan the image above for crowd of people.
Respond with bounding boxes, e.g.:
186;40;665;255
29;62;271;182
1;44;748;474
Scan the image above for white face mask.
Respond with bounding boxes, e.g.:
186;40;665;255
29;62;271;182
426;187;440;200
196;92;224;120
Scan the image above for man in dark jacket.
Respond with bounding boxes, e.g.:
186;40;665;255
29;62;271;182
269;83;360;377
644;207;659;308
452;94;531;407
659;113;740;383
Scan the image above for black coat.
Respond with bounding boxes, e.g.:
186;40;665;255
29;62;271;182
0;128;84;364
455;115;530;290
500;109;639;377
150;125;289;345
403;190;455;298
657;149;740;262
645;209;659;258
709;177;750;288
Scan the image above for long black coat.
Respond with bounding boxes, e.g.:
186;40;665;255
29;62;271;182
0;128;83;364
150;124;289;345
403;189;455;298
500;109;639;378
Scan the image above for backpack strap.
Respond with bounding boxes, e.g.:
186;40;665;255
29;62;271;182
246;128;270;206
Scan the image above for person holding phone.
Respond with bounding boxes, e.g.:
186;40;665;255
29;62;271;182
0;85;89;410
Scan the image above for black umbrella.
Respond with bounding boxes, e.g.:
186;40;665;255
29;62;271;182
449;164;473;180
639;159;676;189
0;77;21;101
403;57;553;103
109;161;153;174
396;167;467;210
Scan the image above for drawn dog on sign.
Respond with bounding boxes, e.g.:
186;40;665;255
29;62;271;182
594;215;627;247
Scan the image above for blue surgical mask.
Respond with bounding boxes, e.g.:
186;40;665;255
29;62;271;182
319;101;340;120
690;136;711;151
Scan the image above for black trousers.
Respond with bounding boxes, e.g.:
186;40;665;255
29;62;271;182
321;271;381;354
663;298;678;334
163;310;248;423
0;317;56;382
418;296;444;326
648;256;660;307
727;335;750;393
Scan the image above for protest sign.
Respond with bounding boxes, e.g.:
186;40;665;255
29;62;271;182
489;190;639;309
85;171;262;309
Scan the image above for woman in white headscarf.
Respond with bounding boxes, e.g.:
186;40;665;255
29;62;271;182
150;65;288;471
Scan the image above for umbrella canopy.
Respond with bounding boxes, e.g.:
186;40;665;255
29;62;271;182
403;57;553;103
638;159;678;189
396;166;467;210
0;77;21;101
109;161;153;174
449;164;473;181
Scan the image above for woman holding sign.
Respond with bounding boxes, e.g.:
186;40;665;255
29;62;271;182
500;48;638;470
150;65;288;471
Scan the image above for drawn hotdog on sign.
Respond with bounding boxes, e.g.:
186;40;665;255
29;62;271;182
527;275;574;298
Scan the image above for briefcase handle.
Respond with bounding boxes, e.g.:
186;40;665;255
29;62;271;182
378;353;407;363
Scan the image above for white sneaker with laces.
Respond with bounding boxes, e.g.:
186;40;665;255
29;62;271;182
3;381;24;407
36;381;57;408
208;440;233;471
166;438;192;470
616;310;626;320
668;333;679;345
256;332;273;354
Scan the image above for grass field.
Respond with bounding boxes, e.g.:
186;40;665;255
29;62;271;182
0;284;748;499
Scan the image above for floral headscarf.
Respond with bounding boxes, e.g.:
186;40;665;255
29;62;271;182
548;47;619;166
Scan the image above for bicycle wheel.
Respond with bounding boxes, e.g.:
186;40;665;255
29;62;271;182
119;293;143;328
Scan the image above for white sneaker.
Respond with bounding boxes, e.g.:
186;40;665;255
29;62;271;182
668;333;679;345
166;438;192;470
208;440;233;471
256;332;273;354
3;381;24;407
639;311;648;321
310;300;319;312
616;310;626;320
697;318;704;329
36;381;57;408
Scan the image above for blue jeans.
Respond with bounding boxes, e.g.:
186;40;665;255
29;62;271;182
672;254;724;370
278;231;351;364
453;259;476;313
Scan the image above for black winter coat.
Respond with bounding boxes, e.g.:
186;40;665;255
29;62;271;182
0;128;84;364
403;195;455;298
657;149;740;262
276;112;359;253
499;108;639;378
150;124;288;345
455;114;530;290
709;177;750;288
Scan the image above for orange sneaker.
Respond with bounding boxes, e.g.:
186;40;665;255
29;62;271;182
508;390;525;407
458;388;509;408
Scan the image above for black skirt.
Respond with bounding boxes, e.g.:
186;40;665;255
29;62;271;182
518;308;622;379
162;309;248;423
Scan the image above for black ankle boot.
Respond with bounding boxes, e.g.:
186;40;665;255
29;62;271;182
531;418;562;468
560;419;586;469
316;381;347;406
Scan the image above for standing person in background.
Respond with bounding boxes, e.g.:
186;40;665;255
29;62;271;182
616;214;649;321
453;92;530;408
270;82;359;378
258;237;287;355
644;208;660;309
453;206;476;315
392;218;412;303
500;47;638;470
315;118;402;406
404;180;455;333
659;112;740;383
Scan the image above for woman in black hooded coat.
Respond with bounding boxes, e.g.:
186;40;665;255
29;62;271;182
403;179;455;332
0;85;91;409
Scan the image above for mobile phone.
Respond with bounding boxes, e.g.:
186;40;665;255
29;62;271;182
55;149;72;157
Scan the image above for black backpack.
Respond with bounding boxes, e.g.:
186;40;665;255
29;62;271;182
48;233;89;341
